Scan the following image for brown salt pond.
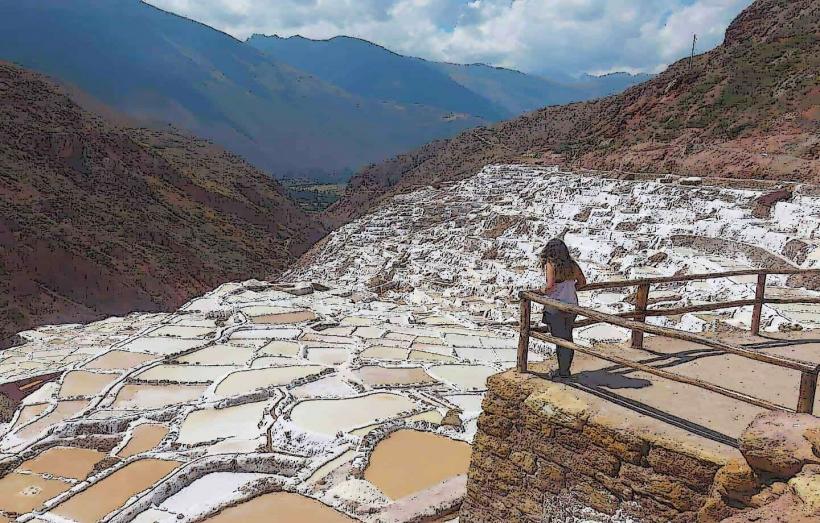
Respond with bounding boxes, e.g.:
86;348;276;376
58;370;119;398
0;472;71;514
110;383;206;410
117;423;169;458
355;366;436;387
83;350;158;370
203;492;355;522
290;393;417;435
51;458;181;523
252;310;316;324
363;429;472;499
213;366;325;397
18;446;107;480
5;403;49;432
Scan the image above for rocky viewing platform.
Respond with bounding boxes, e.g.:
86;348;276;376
0;165;819;522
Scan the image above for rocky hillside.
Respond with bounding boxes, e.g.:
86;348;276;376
0;62;325;347
326;0;819;226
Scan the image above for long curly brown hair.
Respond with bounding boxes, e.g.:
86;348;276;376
539;238;578;282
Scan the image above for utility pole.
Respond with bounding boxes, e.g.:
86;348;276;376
689;34;697;70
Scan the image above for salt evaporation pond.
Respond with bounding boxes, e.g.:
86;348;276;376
18;446;105;480
428;364;497;391
203;492;355;522
213;366;325;397
110;383;206;410
52;459;181;523
176;400;270;445
117;423;169;458
290;393;417;435
364;429;472;499
355;365;436;387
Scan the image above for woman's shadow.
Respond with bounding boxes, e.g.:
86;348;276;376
573;366;652;389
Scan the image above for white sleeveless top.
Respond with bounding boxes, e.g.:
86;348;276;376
547;280;578;305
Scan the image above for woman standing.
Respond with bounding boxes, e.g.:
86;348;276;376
540;238;587;379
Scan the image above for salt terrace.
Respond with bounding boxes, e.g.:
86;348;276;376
0;165;818;522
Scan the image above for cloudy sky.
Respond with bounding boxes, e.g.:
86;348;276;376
146;0;753;77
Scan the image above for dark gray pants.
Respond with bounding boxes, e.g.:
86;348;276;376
542;310;577;376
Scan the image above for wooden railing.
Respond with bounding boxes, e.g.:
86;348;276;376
516;268;820;414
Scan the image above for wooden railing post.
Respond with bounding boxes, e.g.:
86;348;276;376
751;273;767;336
517;296;531;373
797;371;818;414
631;283;650;349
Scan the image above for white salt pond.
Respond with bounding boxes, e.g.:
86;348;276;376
428;364;497;391
290;393;417;435
158;472;272;515
176;400;271;445
213;366;325;397
176;345;255;365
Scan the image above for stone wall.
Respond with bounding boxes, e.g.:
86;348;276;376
460;370;820;522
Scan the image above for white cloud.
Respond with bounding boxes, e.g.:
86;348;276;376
146;0;753;77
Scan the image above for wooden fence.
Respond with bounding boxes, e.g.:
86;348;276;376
516;268;820;414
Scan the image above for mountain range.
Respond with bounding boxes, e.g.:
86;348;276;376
247;34;651;119
0;0;647;182
326;0;820;226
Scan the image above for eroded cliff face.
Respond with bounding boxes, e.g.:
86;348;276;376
462;371;820;522
325;0;820;227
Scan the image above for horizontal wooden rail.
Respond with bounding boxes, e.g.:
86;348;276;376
581;268;820;291
520;291;819;374
572;297;820;329
530;331;790;413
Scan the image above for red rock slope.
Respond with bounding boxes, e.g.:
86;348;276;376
0;62;325;347
326;0;819;227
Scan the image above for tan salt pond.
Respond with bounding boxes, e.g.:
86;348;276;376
83;350;158;370
364;429;471;499
110;383;206;410
258;340;301;357
428;364;497;391
58;370;119;398
306;348;348;365
203;492;355;522
134;365;236;383
175;345;255;365
6;403;49;431
18;446;107;480
52;459;181;523
359;345;408;360
290;393;416;435
252;310;316;324
0;472;72;514
355;366;436;387
12;400;89;442
117;424;169;458
408;350;458;363
176;401;270;445
214;366;325;397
